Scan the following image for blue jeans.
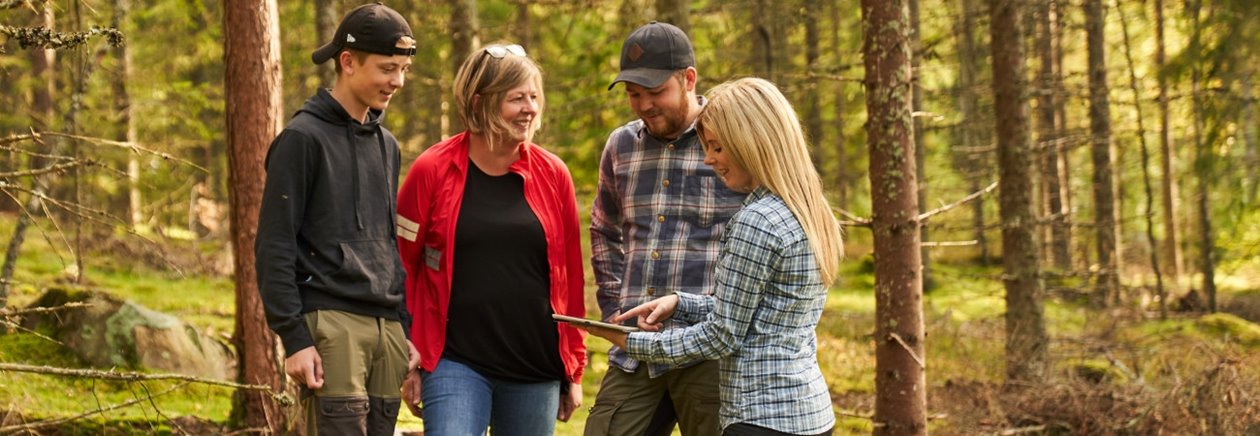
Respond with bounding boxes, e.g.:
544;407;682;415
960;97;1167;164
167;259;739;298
421;357;560;436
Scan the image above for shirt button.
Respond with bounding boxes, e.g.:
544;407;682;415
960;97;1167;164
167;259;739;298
657;214;665;223
667;143;675;150
651;250;660;260
647;287;656;296
662;179;670;187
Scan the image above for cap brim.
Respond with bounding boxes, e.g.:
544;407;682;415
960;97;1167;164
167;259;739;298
608;68;675;91
312;42;340;65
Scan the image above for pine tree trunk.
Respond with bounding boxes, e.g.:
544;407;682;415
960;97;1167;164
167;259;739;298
111;0;142;228
804;1;824;172
515;1;533;52
956;0;990;265
910;0;932;291
314;0;338;88
861;0;927;433
1037;0;1071;271
1187;0;1216;313
1085;0;1121;305
1117;1;1168;318
991;0;1048;383
224;0;287;431
447;0;479;135
1153;0;1183;284
831;0;850;208
654;0;690;34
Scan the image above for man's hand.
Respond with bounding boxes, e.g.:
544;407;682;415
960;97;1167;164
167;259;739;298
613;294;679;331
402;341;423;417
285;346;324;389
557;382;582;422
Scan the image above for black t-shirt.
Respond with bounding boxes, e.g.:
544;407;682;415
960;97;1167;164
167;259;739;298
443;160;566;383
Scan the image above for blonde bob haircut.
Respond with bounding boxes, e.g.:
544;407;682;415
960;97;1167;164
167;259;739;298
452;43;544;148
696;78;844;285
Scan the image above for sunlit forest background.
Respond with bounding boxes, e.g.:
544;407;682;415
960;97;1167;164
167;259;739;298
0;0;1257;434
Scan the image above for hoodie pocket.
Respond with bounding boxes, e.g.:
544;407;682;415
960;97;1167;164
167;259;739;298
331;239;406;303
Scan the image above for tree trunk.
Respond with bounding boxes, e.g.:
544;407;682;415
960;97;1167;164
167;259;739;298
516;1;533;52
804;1;824;171
1085;0;1121;305
831;0;850;208
654;0;690;35
956;0;990;265
1244;77;1258;204
1187;0;1216;313
1037;0;1071;271
991;0;1048;383
447;0;479;135
1117;1;1167;319
314;0;338;88
1153;0;1183;284
1;3;57;304
910;0;932;291
224;0;287;431
110;0;142;228
861;1;927;433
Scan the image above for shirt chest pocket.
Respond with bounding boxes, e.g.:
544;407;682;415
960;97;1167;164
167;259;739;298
680;175;743;228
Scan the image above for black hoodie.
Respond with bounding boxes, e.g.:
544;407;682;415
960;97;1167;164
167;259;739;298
255;88;409;356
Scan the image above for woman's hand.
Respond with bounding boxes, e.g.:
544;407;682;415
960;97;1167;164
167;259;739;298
557;382;582;422
401;369;423;418
613;294;679;331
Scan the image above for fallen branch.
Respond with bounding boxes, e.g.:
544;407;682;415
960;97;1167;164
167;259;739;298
0;363;290;404
998;424;1047;435
0;382;186;434
921;240;978;247
0;302;92;317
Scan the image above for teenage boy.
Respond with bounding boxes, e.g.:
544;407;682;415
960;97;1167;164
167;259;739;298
255;3;419;434
586;21;747;436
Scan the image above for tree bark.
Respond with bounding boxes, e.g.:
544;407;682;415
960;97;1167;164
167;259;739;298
861;1;926;433
1117;1;1167;319
1036;0;1071;271
224;0;287;431
1085;0;1121;305
314;0;338;88
991;0;1048;383
447;0;479;135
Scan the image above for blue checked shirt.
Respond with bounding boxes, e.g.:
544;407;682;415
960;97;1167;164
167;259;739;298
590;105;746;377
626;187;836;434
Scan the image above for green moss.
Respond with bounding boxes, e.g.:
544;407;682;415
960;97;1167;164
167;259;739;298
1195;313;1260;347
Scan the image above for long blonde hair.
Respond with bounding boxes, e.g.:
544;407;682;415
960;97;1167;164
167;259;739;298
697;78;844;285
452;43;544;148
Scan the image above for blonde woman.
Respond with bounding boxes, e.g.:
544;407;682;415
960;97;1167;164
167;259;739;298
583;78;842;436
396;43;587;434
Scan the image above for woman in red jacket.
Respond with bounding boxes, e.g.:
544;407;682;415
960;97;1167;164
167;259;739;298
395;43;586;435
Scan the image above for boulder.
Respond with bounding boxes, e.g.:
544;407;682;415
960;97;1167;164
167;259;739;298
22;288;237;381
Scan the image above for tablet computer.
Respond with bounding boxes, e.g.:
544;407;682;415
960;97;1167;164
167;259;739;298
552;314;641;333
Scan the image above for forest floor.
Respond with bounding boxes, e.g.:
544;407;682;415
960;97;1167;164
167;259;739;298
0;214;1257;435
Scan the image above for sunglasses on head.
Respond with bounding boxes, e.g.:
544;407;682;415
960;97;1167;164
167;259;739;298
484;44;526;58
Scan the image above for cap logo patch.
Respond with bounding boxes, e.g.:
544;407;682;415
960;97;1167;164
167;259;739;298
346;34;357;43
628;43;644;62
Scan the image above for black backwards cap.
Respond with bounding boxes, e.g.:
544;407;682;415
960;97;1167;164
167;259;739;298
609;21;695;90
312;2;415;64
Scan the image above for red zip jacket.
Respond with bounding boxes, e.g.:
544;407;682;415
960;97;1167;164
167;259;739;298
395;131;587;384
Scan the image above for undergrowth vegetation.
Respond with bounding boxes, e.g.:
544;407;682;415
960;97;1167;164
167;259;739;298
0;216;1257;434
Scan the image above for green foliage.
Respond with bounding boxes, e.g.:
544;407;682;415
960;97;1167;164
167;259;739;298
1196;312;1260;347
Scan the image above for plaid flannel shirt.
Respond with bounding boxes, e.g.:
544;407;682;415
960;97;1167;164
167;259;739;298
589;105;746;377
626;187;836;434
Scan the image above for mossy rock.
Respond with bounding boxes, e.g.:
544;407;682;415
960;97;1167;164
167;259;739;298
1195;313;1260;348
1067;359;1129;384
21;287;237;380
